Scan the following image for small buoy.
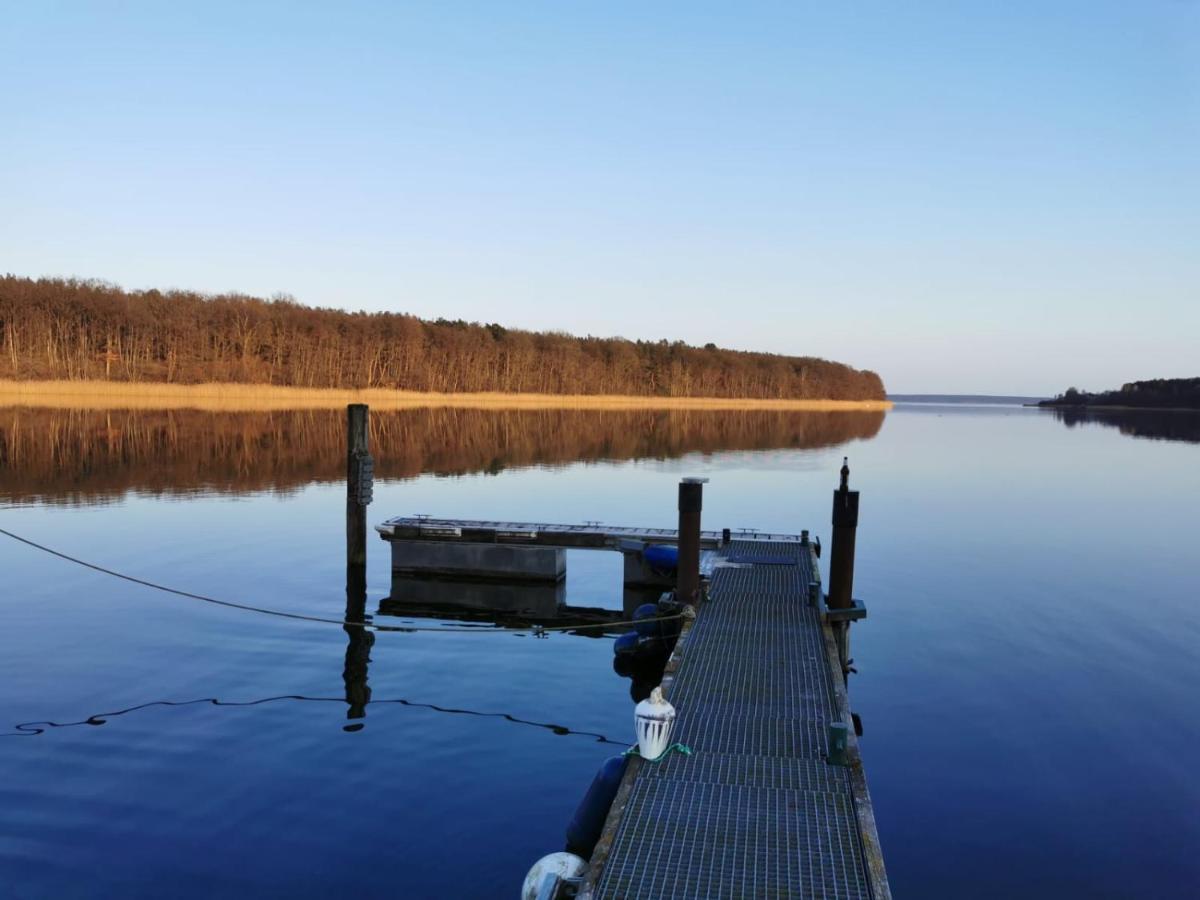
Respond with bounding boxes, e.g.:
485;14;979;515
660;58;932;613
634;686;677;760
613;631;640;656
521;852;587;900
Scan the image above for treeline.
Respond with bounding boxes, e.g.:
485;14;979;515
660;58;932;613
0;276;885;400
0;406;884;505
1040;378;1200;411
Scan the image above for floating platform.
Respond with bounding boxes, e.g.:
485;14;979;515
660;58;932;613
376;516;802;588
580;538;890;899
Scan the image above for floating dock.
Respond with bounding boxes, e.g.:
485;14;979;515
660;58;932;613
581;535;889;899
373;463;888;898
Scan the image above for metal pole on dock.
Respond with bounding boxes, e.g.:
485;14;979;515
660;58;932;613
346;404;371;570
828;457;859;668
677;477;705;604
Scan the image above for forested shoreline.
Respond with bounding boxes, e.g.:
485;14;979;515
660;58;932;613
0;276;885;400
1039;378;1200;411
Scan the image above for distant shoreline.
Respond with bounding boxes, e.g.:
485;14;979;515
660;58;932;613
0;380;893;413
1037;378;1199;413
1036;402;1200;414
889;394;1047;405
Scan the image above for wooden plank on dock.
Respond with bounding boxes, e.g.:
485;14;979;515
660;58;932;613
581;543;890;900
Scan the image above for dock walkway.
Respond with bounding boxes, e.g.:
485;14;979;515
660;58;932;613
582;540;890;899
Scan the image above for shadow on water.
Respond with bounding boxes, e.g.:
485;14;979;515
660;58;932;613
1049;406;1200;444
3;567;627;744
0;405;884;504
379;572;661;637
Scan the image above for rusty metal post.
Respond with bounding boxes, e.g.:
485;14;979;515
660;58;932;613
828;457;860;669
676;477;705;605
346;404;369;569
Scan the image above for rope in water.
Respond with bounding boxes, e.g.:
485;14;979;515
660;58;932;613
622;742;693;763
0;526;682;636
0;692;625;743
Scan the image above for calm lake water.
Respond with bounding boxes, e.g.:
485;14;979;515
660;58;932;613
1;402;1197;898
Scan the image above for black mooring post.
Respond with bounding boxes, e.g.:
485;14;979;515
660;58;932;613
346;404;369;569
676;478;705;605
828;457;860;670
827;457;859;610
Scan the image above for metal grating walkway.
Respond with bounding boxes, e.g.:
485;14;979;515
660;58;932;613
588;545;879;899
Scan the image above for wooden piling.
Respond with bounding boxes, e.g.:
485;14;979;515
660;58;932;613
676;478;705;604
346;404;369;569
827;457;859;610
828;457;860;669
344;403;372;726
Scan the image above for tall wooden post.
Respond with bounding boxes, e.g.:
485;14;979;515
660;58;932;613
828;457;859;668
676;477;705;605
828;457;859;610
346;404;369;569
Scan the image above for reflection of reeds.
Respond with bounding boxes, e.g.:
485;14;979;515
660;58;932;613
0;407;885;505
0;380;891;412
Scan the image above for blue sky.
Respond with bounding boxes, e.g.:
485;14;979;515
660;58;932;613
2;1;1196;394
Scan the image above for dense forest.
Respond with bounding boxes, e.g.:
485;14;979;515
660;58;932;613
0;276;885;400
0;406;884;505
1039;378;1200;410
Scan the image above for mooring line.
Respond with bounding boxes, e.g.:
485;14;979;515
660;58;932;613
0;526;682;635
0;692;622;744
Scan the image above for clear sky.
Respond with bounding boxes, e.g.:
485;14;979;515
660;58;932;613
2;2;1197;395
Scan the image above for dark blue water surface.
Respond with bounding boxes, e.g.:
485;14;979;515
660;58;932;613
0;403;1196;898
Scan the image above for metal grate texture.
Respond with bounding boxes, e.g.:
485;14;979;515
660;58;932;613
593;545;873;899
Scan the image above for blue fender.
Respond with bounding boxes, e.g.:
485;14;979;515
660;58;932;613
633;603;662;638
643;544;678;573
613;631;640;656
565;756;629;858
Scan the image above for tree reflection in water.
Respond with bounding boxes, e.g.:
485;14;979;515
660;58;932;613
0;405;884;505
1050;407;1200;444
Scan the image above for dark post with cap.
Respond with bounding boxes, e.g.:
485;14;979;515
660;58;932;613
827;457;860;670
827;457;859;611
346;404;369;570
676;478;705;605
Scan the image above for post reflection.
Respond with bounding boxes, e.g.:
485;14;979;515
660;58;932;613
342;565;374;730
378;573;633;636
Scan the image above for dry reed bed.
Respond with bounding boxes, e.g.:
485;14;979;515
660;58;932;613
0;381;892;412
